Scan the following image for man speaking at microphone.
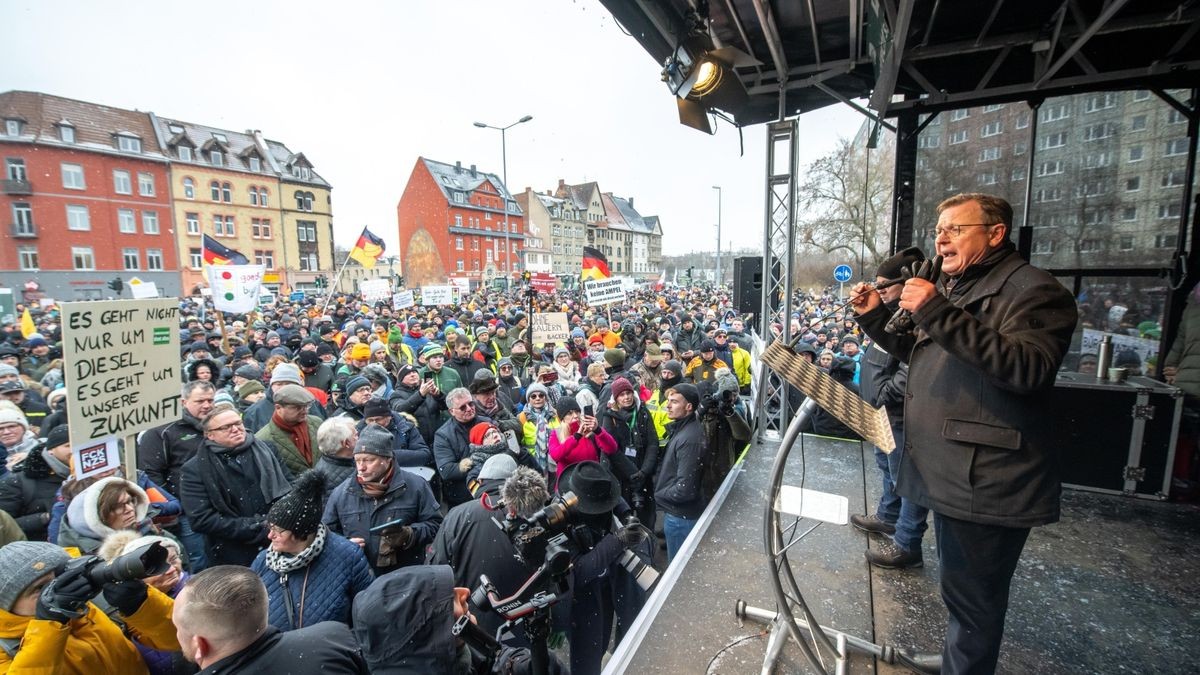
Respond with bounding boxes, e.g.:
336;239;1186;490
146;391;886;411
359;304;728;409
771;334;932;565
850;193;1077;675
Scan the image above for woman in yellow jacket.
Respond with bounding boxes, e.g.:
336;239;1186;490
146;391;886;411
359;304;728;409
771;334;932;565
0;541;179;674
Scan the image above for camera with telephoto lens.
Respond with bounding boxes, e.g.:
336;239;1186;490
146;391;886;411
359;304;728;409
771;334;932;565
68;541;171;586
613;512;659;592
494;491;580;566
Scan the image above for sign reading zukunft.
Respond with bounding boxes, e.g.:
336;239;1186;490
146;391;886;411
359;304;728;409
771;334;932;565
584;278;626;306
531;312;570;346
63;298;182;448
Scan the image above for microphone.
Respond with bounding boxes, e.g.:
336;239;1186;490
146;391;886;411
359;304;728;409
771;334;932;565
884;255;943;335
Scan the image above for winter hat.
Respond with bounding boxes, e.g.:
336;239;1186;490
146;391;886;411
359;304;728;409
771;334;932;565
876;246;926;280
266;331;280;341
699;339;717;353
525;382;549;400
344;376;373;396
396;364;417;382
602;348;626;369
469;422;497;446
270;363;303;385
350;343;372;360
660;342;676;354
587;333;605;345
39;424;71;453
25;336;47;349
0;365;18;378
296;350;321;368
0;542;72;612
237;379;265;399
387;326;404;344
274;383;315;406
214;390;236;408
555;395;582;418
0;403;29;430
553;346;570;359
475;326;490;338
468;370;499;395
497;357;514;370
610;377;634;400
420;343;445;359
354;424;394;458
369;340;386;355
362;364;390;385
841;335;860;346
662;360;684;379
670;382;701;409
714;368;739;398
235;363;264;381
644;343;662;358
571;328;586;339
231;345;253;360
268;471;328;538
478;454;518;481
363;397;391;418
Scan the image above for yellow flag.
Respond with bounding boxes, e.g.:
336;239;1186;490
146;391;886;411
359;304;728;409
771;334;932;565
19;308;35;338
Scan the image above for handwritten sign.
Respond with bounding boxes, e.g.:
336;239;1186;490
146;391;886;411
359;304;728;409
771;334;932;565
72;436;121;480
62;298;182;446
529;273;557;293
208;264;266;312
360;278;392;302
531;312;570;346
421;286;454;305
584;278;625;306
392;290;415;309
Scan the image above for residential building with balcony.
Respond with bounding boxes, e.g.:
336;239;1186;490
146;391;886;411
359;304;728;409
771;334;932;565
514;189;557;275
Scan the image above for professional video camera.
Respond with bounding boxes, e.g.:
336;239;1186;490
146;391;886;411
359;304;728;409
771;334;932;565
39;542;171;620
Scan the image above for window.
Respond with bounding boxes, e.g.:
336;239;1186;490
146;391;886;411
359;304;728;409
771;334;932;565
978;171;997;185
118;209;136;233
59;125;74;143
210;149;224;166
117;135;142;153
979;147;1001;162
472;239;479;251
1132;90;1151;102
17;246;37;270
62;163;85;189
949;130;969;144
1035;188;1062;203
1041;104;1071;122
72;247;95;270
1037;160;1064;176
254;250;274;268
183;177;195;199
123;248;140;270
177;146;192;161
472;259;480;271
1163;170;1187;187
950;109;970;121
222;182;232;203
299;252;318;271
142;211;159;234
1166;138;1189;156
1157;233;1179;248
66;205;90;230
146;248;163;271
1078;239;1100;253
5;158;26;181
1083;152;1112;169
189;248;202;268
294;191;313;211
4;120;20;136
1168;109;1186;125
297;220;316;242
1033;240;1056;255
1130;114;1147;131
983;104;1005;113
1015;113;1030;129
11;203;32;235
251;218;271;238
217;215;236;236
1119;235;1135;250
185;212;199;235
248;157;261;172
455;259;464;272
1127;177;1142;191
1083;208;1108;224
1122;207;1138;221
918;134;940;148
456;237;463;250
1129;145;1145;162
1011;166;1027;181
1040;132;1067;149
454;192;465;204
210;181;221;200
455;214;463;226
113;170;132;194
1082;123;1115;141
1160;202;1182;219
981;121;1002;137
249;187;259;206
486;249;494;262
1013;141;1027;155
138;172;155;196
1084;93;1117;112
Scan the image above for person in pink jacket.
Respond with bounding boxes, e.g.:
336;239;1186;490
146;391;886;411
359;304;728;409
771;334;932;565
548;395;618;486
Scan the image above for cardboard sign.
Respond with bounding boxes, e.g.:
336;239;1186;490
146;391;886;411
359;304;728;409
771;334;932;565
207;265;266;312
392;290;415;310
360;278;392;302
421;286;454;305
531;312;570;346
584;278;625;305
72;436;121;480
62;298;182;446
449;277;471;293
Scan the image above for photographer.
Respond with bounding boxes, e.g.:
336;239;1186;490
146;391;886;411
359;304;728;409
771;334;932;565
697;370;751;500
0;541;178;673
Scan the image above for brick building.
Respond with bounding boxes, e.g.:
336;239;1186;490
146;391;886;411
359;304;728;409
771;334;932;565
396;157;524;289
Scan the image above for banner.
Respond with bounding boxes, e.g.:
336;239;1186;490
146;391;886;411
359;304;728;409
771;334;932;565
207;265;266;313
421;286;454;305
531;312;570;345
62;298;181;446
360;278;392;302
72;436;121;480
392;290;415;310
529;273;557;293
584;278;625;305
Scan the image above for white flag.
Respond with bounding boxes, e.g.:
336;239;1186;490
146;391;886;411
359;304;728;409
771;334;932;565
207;265;266;313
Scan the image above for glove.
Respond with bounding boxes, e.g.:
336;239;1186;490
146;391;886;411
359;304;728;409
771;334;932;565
458;457;474;472
36;565;96;623
616;524;643;548
629;470;645;487
719;401;735;417
103;579;148;616
885;256;942;335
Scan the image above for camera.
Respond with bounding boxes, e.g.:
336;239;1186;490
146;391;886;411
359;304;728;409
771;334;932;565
495;492;579;566
69;541;171;586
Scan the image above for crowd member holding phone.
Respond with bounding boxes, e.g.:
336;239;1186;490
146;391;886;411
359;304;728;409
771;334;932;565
548;395;639;493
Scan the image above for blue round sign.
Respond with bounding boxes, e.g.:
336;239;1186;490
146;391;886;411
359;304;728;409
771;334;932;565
833;265;853;282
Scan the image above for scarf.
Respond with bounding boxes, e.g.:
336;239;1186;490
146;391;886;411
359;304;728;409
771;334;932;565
524;406;554;469
199;437;293;513
357;461;395;498
552;360;579;384
41;448;71;478
264;523;328;575
272;410;313;465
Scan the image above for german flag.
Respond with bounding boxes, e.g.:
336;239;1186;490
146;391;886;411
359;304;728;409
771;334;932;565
202;234;250;265
581;246;611;281
349;227;386;270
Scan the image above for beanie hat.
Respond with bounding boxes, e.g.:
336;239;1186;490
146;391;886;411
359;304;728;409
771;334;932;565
662;360;684;378
344;375;372;396
420;343;445;359
354;424;394;457
273;383;315;406
0;542;72;612
478;454;518;481
237;379;265;399
876;246;926;280
670;382;702;409
362;364;389;384
387;326;404;344
497;357;513;370
555;395;582;419
841;335;860;346
602;348;626;369
610;377;634;400
0;404;29;431
268;471;327;538
553;346;570;359
525;382;549;399
644;343;662;358
363;397;391;418
214;390;236;408
296;350;320;368
369;340;386;355
266;331;280;341
571;328;586;339
396;364;417;382
714;367;739;398
0;364;19;378
235;363;264;381
475;325;490;338
25;336;47;349
350;343;372;360
270;363;303;385
41;423;71;451
700;339;717;352
469;422;497;446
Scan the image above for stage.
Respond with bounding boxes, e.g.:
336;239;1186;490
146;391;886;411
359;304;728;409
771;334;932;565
608;433;1200;674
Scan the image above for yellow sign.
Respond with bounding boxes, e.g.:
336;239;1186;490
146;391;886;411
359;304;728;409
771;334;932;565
127;277;143;286
263;273;281;283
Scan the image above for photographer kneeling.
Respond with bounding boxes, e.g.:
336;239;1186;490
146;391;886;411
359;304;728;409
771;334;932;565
0;541;178;673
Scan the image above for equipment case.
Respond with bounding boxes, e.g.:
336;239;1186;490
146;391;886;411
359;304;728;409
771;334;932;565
1053;373;1182;500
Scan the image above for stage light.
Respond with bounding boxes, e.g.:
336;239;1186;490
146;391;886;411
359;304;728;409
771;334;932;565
662;33;756;134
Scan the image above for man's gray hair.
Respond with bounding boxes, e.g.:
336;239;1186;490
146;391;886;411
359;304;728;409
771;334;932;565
181;379;216;400
317;416;357;456
501;467;549;518
445;387;472;409
177;565;267;649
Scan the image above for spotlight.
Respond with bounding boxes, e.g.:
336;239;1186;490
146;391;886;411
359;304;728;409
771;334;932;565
662;35;757;134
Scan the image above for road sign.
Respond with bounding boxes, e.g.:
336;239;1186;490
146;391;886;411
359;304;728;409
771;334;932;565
833;265;853;282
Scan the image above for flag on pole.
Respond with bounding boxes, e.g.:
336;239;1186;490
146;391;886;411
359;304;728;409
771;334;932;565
581;246;611;281
202;234;250;265
654;269;666;291
207;265;266;312
349;227;386;269
19;308;35;338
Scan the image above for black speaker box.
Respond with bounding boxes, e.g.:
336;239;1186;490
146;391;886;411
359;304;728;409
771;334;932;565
733;256;763;316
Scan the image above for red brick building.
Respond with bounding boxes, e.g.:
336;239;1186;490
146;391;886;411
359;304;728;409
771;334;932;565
396;157;524;289
1;91;179;301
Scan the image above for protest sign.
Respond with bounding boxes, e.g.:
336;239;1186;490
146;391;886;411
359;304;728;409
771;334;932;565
531;312;570;345
62;298;182;447
0;289;14;325
529;273;556;293
130;281;159;299
72;437;121;480
449;277;471;294
584;278;626;305
393;290;415;309
421;285;454;305
207;264;265;312
360;278;392;302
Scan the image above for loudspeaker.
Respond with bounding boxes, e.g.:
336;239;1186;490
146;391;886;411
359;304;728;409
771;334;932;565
733;256;763;316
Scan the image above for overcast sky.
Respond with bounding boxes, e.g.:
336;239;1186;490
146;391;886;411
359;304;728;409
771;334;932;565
2;0;864;259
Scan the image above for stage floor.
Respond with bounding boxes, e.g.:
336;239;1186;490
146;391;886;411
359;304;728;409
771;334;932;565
618;434;1200;674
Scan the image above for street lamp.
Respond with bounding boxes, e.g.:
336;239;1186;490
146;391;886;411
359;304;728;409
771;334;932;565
712;185;722;287
474;115;533;291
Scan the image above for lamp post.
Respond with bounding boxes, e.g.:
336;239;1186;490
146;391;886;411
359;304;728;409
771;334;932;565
712;185;722;287
474;115;533;291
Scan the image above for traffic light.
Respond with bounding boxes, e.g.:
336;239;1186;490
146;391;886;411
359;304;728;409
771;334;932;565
397;276;405;287
108;277;124;294
315;275;327;289
688;266;695;281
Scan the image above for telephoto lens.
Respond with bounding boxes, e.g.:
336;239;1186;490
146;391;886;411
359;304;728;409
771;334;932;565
617;549;659;591
84;541;170;586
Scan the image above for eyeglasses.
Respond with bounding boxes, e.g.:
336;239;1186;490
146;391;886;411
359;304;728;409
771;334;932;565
208;421;245;434
528;393;546;399
456;402;476;412
934;223;994;239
